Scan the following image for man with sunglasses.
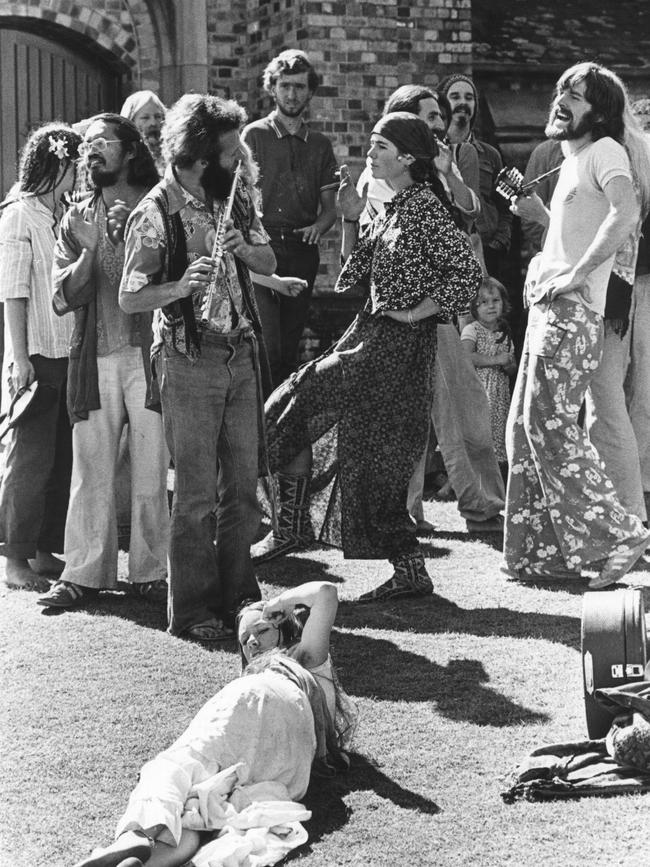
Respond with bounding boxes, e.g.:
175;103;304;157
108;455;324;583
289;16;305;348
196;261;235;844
38;114;169;610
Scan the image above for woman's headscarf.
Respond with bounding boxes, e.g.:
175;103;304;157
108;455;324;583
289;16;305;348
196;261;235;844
372;111;438;167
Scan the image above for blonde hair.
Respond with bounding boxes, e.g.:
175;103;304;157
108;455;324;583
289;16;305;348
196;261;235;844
625;103;650;217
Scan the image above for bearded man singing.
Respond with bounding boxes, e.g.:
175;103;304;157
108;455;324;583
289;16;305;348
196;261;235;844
120;94;276;642
505;62;650;587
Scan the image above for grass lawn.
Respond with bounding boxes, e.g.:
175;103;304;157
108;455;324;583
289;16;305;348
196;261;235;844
3;499;650;867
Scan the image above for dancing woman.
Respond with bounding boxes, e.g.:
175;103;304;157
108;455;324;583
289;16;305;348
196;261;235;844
253;112;482;601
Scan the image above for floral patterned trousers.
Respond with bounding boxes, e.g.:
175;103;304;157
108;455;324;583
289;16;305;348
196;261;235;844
504;297;646;573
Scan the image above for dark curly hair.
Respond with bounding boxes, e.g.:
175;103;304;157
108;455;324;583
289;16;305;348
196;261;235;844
83;113;159;188
263;49;320;94
161;94;247;170
17;122;82;195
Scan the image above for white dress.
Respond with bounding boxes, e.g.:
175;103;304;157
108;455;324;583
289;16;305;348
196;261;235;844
115;669;317;849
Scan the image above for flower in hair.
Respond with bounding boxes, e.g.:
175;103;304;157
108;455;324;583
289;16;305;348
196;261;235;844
48;136;69;160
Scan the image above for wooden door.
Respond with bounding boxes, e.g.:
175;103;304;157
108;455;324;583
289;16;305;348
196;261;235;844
0;25;123;198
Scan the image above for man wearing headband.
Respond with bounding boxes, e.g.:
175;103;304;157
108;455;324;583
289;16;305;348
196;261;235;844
120;94;276;642
438;73;512;279
242;49;338;387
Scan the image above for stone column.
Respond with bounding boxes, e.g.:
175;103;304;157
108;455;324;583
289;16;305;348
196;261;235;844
161;0;209;99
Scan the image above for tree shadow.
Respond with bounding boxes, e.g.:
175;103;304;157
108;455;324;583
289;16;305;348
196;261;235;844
329;629;549;726
336;595;581;649
285;750;440;862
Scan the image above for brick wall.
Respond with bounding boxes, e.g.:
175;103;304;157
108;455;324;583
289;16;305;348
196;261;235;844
207;0;472;297
0;0;161;91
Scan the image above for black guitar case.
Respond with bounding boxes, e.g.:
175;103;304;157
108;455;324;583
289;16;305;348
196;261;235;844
581;588;647;738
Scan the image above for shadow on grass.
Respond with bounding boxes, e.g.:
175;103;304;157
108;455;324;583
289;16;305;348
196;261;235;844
287;750;440;861
421;530;503;553
336;595;580;648
329;629;549;726
255;552;346;586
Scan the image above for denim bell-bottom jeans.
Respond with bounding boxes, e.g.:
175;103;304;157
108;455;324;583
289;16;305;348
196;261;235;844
160;332;262;635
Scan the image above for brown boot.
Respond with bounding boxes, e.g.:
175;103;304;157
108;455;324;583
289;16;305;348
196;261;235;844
251;473;315;564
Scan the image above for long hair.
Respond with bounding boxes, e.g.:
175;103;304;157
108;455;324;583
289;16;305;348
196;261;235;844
84;113;159;189
235;600;304;670
120;90;166;121
556;63;650;216
235;600;357;753
162;94;246;170
383;85;437;117
17;122;82;196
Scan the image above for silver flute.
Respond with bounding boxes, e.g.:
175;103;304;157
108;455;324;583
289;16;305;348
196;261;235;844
201;160;242;321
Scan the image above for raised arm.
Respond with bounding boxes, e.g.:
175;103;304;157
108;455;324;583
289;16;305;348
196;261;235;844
52;208;99;314
263;580;338;669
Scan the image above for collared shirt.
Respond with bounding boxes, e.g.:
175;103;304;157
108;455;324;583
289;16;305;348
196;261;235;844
121;167;269;344
0;195;73;360
242;112;338;229
53;194;143;358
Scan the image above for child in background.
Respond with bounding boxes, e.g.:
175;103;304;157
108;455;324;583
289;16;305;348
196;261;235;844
461;277;516;476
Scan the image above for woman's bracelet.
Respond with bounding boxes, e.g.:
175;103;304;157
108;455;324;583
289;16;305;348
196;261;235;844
408;309;417;328
343;218;359;225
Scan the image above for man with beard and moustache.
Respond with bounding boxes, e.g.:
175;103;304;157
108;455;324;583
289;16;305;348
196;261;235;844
242;49;338;387
119;94;276;641
437;73;512;279
504;62;650;587
38;114;170;609
121;90;166;176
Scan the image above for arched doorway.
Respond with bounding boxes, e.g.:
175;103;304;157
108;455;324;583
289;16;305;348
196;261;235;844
0;21;125;198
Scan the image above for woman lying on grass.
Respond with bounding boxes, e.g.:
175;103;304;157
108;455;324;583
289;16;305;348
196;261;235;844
74;581;354;867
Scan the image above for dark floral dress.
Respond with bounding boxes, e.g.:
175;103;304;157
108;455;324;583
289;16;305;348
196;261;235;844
265;183;482;559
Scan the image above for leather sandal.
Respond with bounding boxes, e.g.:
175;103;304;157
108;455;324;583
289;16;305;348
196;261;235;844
589;531;650;589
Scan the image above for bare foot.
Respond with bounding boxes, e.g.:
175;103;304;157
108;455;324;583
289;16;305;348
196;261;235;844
73;829;154;867
28;551;65;575
3;558;50;592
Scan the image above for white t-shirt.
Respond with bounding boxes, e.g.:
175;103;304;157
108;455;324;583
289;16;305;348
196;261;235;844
532;137;634;316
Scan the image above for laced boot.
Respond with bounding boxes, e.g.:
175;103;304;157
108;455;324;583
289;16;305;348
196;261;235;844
358;551;434;602
251;473;315;564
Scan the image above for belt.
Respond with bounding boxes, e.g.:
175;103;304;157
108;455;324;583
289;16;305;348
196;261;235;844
199;328;254;347
266;226;301;242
